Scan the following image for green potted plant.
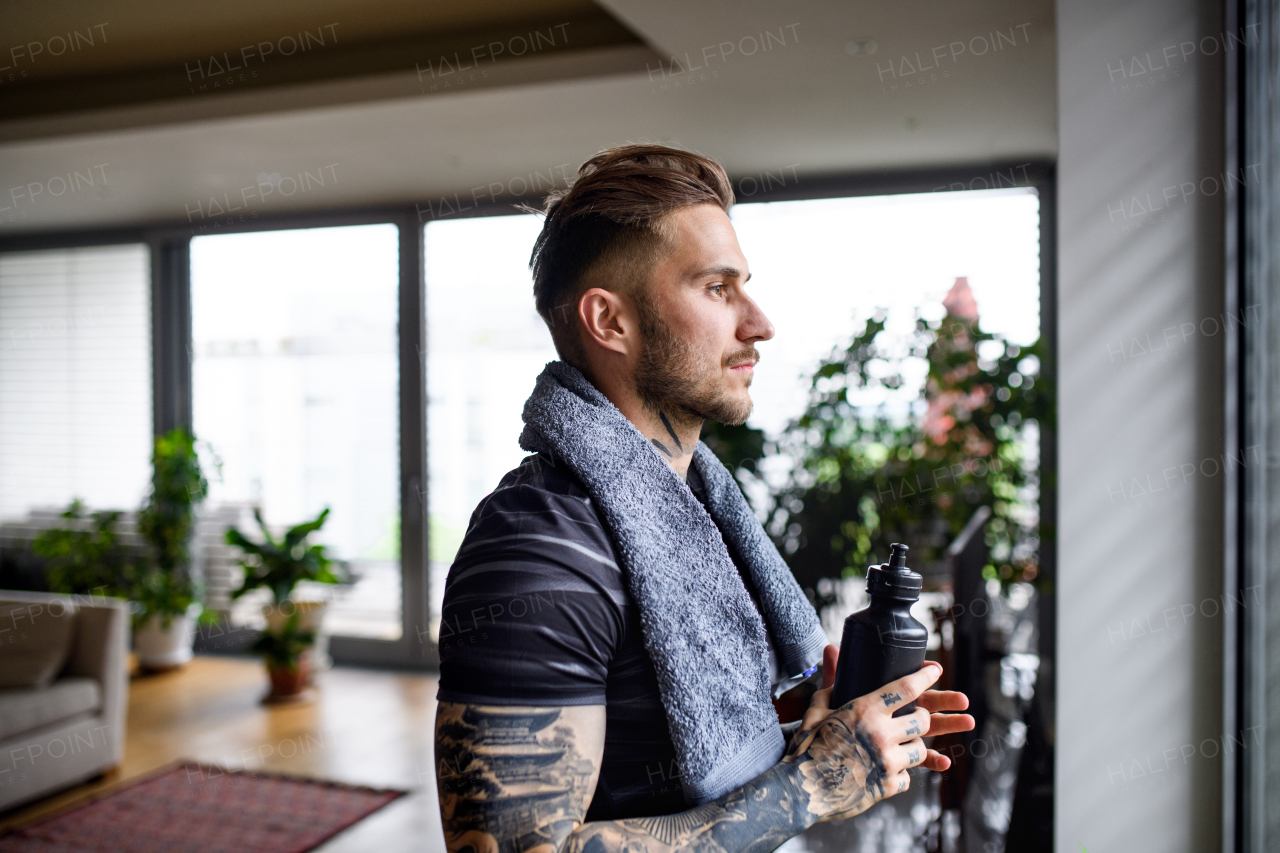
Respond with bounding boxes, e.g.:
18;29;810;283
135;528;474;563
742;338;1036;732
132;428;211;670
32;501;133;599
248;611;316;700
226;507;349;697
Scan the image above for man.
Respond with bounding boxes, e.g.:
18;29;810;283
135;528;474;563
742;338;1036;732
434;144;973;853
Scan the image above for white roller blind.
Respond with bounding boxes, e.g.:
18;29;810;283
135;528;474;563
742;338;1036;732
0;244;153;521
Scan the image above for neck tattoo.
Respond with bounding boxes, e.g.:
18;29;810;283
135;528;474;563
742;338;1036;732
651;411;686;459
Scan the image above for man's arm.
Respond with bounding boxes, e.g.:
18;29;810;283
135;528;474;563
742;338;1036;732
435;664;972;853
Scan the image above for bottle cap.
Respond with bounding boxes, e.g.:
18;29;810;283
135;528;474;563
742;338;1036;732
865;543;922;600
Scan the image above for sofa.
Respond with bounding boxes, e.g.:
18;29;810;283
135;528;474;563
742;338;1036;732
0;590;128;812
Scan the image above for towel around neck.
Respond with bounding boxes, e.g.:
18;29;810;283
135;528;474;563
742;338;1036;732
518;360;827;804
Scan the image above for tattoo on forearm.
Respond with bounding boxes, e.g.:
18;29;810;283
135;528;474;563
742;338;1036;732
879;692;901;707
438;700;897;853
565;770;811;853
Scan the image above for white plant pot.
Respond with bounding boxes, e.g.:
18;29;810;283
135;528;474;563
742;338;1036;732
262;600;330;674
134;604;200;669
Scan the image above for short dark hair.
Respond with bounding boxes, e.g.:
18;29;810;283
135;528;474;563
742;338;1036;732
528;144;734;366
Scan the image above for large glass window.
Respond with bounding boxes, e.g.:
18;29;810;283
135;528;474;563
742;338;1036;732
731;189;1043;853
0;244;153;522
190;224;401;640
423;190;1044;850
424;215;556;640
728;189;1040;437
421;188;1040;608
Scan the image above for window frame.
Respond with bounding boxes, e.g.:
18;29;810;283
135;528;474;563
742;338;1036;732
1225;0;1275;849
0;159;1057;692
0;209;428;668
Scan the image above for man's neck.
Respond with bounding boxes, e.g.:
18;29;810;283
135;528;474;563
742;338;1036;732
579;361;702;481
635;406;702;482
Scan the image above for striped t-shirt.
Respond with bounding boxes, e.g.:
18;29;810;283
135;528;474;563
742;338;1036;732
436;451;772;820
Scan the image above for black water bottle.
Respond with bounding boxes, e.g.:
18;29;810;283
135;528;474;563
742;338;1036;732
830;543;928;718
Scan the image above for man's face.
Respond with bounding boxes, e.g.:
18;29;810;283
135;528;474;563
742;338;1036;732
631;203;774;427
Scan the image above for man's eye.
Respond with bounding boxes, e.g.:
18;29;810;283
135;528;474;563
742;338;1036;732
710;284;724;296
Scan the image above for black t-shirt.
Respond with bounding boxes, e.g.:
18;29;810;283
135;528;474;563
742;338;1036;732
436;452;771;820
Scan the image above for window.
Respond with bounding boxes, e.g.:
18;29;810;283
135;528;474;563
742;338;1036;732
421;187;1042;623
422;189;1046;849
728;189;1040;437
424;215;556;640
190;224;401;640
0;244;152;522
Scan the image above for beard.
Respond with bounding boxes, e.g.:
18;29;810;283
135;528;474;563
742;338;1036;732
631;294;757;428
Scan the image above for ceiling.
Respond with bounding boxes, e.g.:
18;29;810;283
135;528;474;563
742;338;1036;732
0;0;1057;235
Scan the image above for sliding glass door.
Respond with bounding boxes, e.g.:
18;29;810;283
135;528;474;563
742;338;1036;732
422;215;556;642
189;224;403;644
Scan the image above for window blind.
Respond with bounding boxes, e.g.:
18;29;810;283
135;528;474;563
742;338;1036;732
0;244;153;522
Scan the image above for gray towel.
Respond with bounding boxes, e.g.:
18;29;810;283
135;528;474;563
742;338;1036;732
518;361;828;805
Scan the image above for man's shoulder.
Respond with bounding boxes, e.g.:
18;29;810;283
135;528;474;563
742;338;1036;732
495;452;592;499
475;453;599;525
438;454;633;707
456;453;618;570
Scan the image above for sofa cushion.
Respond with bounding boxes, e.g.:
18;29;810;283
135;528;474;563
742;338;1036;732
0;600;77;688
0;677;102;741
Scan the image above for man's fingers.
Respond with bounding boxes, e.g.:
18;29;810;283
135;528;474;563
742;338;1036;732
906;739;928;768
926;713;975;737
888;737;927;774
916;690;970;713
901;707;931;740
861;662;942;715
921;749;951;773
894;704;974;742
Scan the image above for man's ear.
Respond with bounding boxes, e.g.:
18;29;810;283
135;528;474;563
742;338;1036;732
579;287;634;357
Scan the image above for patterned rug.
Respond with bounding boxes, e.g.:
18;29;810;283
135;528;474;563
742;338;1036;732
0;763;407;853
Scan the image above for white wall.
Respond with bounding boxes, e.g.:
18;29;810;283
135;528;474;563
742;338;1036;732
1057;0;1226;850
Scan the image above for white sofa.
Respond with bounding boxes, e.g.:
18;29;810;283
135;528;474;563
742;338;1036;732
0;590;128;812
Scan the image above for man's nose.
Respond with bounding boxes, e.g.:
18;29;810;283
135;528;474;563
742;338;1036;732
740;295;775;342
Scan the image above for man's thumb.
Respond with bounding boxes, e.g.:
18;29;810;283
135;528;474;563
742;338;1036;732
822;644;839;690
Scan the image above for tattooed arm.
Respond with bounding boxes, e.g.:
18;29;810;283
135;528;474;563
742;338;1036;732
435;664;972;853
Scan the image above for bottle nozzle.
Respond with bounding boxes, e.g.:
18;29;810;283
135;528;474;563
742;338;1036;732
866;543;921;600
888;543;909;570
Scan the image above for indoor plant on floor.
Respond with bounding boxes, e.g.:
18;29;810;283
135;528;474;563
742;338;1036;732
248;611;316;698
132;428;213;670
227;507;349;699
33;429;215;671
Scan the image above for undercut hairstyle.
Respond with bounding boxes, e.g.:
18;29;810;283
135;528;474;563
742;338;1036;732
527;144;735;367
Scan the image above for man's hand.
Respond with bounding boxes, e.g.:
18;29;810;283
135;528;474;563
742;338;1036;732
782;660;974;822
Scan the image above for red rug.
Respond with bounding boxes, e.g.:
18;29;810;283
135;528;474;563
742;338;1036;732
0;763;407;853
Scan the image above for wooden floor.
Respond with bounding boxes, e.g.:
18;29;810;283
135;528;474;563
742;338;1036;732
0;656;445;852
